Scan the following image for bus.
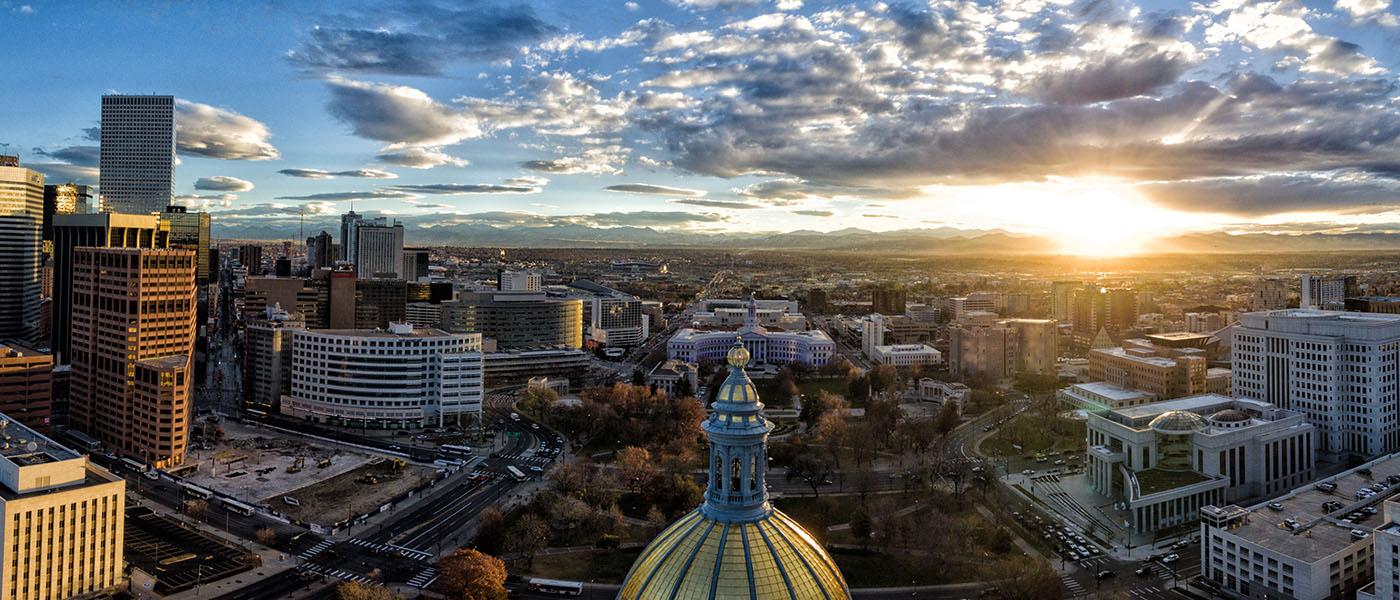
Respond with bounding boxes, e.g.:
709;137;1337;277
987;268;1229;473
220;498;256;517
506;465;529;482
440;444;473;456
527;578;583;596
61;430;101;453
180;482;214;500
121;458;145;473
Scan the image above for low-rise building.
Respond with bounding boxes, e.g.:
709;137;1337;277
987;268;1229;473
1200;451;1400;599
916;379;970;412
1085;394;1314;536
0;342;52;431
0;414;126;600
648;359;699;397
870;344;942;367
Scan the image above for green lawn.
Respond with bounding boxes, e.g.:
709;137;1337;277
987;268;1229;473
830;550;988;587
524;548;644;583
754;378;849;408
773;495;864;529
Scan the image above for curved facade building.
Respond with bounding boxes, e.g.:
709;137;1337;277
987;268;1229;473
441;292;583;350
282;324;484;429
619;342;850;600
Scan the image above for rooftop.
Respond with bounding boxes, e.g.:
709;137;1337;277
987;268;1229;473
1092;346;1178;368
1218;451;1400;563
1072;381;1154;402
1111;394;1249;423
1136;469;1211;496
0;417;79;465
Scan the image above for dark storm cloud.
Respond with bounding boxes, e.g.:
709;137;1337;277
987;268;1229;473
289;2;555;76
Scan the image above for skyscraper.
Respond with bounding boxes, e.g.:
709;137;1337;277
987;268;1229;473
0;342;53;431
306;230;334;270
70;247;197;468
239;244;263;275
99;94;176;214
0;158;44;344
42;183;94;246
340;210;362;263
354;218;404;279
50;213;167;364
244;305;304;413
1300;274;1357;310
161;206;211;284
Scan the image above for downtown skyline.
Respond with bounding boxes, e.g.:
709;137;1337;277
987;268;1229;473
4;0;1400;255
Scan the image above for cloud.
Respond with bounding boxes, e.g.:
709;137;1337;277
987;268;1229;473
34;145;99;166
376;146;470;169
792;209;832;217
670;0;762;8
1336;0;1399;26
278;168;398;179
325;77;483;146
1140;173;1400;216
288;3;555;76
1024;46;1189;105
27;163;98;184
605;183;706;197
521;146;628;175
504;176;549;187
194;175;254;192
274;190;416;201
576;211;728;227
175;99;280;160
173;193;237;210
387;183;541;195
672;199;760;209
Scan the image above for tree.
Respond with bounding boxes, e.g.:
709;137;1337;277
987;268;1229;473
786;453;835;497
438;548;509;600
255;526;277;547
518;386;559;420
811;412;848;467
993;557;1063;600
615;446;655;493
183;499;207;519
849;508;873;546
474;508;506;554
934;401;960;436
336;581;400;600
505;514;550;566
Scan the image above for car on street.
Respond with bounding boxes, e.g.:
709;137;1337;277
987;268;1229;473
1163;553;1180;564
1097;570;1115;580
1135;567;1151;577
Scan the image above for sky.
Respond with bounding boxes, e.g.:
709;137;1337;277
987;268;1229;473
3;0;1400;254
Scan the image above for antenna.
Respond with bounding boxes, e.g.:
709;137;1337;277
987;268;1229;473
300;207;305;243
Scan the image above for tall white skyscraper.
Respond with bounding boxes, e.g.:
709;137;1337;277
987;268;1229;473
339;210;362;263
99;94;176;214
1233;309;1400;459
0;158;43;344
354;218;404;279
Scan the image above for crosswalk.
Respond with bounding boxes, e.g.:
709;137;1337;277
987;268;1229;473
496;453;552;465
297;539;333;561
406;567;439;588
299;563;375;584
348;537;434;561
1127;583;1166;598
1061;573;1087;597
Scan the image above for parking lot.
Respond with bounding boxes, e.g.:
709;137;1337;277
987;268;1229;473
124;506;255;595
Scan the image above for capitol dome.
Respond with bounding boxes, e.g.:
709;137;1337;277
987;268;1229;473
617;339;851;600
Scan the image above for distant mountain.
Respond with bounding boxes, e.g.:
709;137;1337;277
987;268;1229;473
211;216;1400;255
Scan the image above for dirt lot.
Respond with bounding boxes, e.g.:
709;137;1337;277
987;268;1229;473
274;459;437;526
183;420;375;506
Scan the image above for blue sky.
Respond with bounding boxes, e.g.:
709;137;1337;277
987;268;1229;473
4;0;1400;250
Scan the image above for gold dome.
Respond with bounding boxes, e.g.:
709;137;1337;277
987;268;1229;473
618;508;850;600
727;343;751;368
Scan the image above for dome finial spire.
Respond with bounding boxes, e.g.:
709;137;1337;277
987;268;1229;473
727;337;750;369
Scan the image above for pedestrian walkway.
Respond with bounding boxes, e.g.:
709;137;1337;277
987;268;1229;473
298;539;334;561
298;562;375;584
347;537;435;562
406;567;438;588
1060;573;1087;597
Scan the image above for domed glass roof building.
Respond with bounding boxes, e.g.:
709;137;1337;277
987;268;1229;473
617;341;851;600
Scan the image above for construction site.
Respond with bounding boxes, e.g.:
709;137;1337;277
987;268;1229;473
180;419;435;526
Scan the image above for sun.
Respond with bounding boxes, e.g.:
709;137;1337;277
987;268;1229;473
922;179;1219;257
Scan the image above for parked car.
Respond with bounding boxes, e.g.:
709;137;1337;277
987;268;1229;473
1163;554;1180;564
